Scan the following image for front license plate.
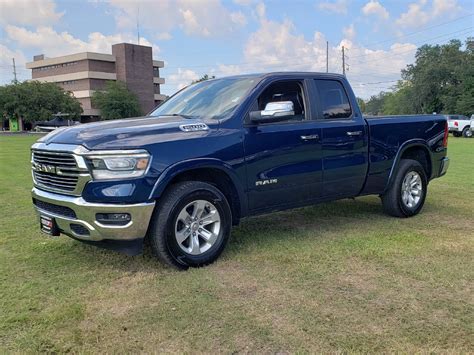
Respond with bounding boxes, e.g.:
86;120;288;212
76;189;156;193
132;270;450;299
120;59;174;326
40;215;59;236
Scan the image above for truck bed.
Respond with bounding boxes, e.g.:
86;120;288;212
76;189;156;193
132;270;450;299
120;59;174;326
361;114;448;195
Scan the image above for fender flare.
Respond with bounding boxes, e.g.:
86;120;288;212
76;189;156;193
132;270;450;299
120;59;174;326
384;139;433;194
148;158;248;217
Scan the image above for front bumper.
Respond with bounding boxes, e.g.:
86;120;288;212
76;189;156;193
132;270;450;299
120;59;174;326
32;187;155;242
439;157;450;177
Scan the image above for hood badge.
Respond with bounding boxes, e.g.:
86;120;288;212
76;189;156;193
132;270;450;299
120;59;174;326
179;123;209;132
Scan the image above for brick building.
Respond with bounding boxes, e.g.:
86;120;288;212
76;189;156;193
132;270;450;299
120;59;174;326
26;43;166;120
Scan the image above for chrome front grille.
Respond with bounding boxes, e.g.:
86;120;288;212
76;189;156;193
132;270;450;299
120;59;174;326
32;151;77;167
32;149;91;195
33;171;78;191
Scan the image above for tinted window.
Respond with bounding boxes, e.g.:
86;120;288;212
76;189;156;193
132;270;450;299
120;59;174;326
315;79;352;119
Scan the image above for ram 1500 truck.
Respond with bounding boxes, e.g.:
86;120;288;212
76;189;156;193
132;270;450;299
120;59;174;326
31;72;450;269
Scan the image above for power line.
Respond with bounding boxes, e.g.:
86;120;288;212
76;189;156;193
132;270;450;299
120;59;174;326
359;13;473;49
161;26;472;82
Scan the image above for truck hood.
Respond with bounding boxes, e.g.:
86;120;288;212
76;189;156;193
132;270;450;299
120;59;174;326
41;116;216;150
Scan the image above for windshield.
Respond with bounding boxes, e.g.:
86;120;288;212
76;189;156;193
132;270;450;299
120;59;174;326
150;77;258;120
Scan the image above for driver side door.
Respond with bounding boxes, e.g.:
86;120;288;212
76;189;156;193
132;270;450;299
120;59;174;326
243;79;323;212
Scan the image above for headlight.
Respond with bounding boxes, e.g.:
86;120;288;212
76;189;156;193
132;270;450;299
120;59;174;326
85;151;151;180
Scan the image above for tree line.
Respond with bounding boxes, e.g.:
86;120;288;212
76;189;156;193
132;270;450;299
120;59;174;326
0;81;142;126
362;38;473;116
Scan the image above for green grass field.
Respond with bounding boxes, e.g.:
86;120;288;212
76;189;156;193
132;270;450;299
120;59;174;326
0;134;473;353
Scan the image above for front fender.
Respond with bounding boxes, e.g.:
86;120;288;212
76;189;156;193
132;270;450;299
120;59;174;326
148;158;248;216
384;139;433;193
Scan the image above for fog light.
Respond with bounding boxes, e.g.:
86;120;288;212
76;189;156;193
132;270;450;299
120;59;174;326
96;213;131;226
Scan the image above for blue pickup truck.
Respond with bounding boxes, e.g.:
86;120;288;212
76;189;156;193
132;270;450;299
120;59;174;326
31;72;449;269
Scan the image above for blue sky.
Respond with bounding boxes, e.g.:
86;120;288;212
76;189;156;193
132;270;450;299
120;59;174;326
1;0;473;98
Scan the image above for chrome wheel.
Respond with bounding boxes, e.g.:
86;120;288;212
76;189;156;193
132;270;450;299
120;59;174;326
175;200;221;255
401;171;422;208
466;129;473;138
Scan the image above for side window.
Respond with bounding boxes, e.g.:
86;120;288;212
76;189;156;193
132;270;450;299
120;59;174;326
256;80;306;122
315;79;352;119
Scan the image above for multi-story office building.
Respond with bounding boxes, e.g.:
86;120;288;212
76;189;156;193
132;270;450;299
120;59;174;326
26;43;166;120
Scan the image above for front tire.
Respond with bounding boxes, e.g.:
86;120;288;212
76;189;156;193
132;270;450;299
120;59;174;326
381;159;428;218
148;181;232;269
462;126;472;138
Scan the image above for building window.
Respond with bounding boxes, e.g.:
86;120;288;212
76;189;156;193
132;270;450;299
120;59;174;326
34;61;78;71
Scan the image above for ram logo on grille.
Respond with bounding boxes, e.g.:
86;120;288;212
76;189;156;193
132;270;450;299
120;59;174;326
33;162;57;174
31;150;87;194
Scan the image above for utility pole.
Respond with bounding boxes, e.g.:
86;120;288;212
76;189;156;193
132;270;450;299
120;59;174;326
12;58;17;83
342;46;349;76
136;5;140;45
342;46;345;76
326;41;329;73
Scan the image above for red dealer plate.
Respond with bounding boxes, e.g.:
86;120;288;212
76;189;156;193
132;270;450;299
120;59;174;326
40;215;59;236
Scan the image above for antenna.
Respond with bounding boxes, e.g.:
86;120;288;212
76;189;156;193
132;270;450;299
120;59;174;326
136;5;140;45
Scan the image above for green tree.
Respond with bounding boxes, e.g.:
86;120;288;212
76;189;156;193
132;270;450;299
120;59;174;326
92;81;142;120
192;74;215;84
401;38;473;115
356;97;366;113
365;92;388;115
382;82;415;115
0;81;82;123
366;37;474;116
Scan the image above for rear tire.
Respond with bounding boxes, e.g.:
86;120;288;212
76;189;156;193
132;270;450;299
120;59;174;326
381;159;427;218
462;126;472;138
148;181;232;269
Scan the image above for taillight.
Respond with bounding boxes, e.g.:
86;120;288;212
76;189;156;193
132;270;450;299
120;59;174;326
454;121;458;127
443;121;449;147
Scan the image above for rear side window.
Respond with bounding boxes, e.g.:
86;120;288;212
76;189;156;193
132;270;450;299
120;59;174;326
315;79;352;119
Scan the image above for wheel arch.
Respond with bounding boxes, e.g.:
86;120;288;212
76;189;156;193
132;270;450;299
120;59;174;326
149;159;247;225
385;140;433;194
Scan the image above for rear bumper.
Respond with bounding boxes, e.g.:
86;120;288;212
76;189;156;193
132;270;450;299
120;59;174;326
32;187;155;242
439;157;450;177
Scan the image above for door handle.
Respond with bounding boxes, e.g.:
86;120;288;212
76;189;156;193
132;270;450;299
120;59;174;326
300;134;319;141
346;131;363;136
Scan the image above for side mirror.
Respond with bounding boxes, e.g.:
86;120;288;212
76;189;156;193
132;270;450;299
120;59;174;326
249;101;295;123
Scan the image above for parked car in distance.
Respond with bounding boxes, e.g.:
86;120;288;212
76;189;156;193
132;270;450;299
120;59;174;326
31;72;450;269
34;115;80;132
446;114;472;137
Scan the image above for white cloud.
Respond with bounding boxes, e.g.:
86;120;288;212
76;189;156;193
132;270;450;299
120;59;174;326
343;24;356;39
155;32;173;41
361;1;389;20
396;0;461;28
222;9;416;99
317;0;349;15
167;68;200;90
233;0;257;5
395;2;430;28
5;25;160;58
255;2;266;19
0;44;28;84
0;0;63;26
108;0;247;38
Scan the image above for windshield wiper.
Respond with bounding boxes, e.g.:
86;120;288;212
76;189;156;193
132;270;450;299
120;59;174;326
159;113;196;119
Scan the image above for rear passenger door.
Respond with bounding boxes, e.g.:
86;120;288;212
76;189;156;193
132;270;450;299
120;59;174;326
313;79;369;198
